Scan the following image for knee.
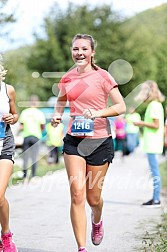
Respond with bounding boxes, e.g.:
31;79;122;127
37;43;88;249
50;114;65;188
87;195;100;208
71;190;86;205
0;196;6;208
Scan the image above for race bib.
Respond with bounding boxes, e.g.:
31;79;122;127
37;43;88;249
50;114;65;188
0;122;5;138
71;116;94;136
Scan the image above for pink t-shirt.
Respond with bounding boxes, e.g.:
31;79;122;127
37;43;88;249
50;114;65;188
58;67;118;138
115;118;126;139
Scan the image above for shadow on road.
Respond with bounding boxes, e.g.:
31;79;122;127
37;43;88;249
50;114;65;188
104;200;141;206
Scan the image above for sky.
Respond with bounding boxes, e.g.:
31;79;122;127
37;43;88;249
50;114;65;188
1;0;167;51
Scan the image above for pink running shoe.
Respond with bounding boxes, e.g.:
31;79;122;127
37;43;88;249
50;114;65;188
1;232;18;252
91;213;104;246
0;241;3;252
78;248;88;252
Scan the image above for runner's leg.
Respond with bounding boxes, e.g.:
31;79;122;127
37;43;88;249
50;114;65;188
64;153;87;249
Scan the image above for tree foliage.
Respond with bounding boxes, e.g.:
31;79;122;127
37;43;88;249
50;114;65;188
4;47;52;103
3;2;167;110
120;5;167;107
26;3;125;99
0;0;15;36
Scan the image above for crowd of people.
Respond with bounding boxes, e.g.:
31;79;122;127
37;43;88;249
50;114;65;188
0;32;167;252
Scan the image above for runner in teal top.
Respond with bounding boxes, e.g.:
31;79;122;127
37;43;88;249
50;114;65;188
0;64;19;251
134;80;165;207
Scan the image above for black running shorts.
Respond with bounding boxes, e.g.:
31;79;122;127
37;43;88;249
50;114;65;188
63;134;114;166
0;154;14;163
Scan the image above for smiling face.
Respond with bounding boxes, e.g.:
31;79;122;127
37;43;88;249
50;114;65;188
71;38;95;71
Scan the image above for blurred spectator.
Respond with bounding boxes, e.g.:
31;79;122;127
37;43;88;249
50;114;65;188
125;107;141;153
19;95;46;178
164;105;167;155
46;121;64;164
134;80;165;207
108;117;116;149
114;115;129;156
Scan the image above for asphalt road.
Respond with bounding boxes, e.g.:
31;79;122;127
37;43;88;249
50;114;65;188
7;147;165;252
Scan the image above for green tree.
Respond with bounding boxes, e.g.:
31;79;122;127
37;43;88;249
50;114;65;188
4;47;52;105
0;0;15;35
4;2;167;106
118;22;158;97
117;8;167;106
155;39;167;101
26;3;125;99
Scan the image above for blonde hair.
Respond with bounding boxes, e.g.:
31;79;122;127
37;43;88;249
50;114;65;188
0;64;8;81
136;80;165;103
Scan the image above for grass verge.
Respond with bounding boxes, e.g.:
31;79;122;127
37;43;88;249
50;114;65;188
142;214;167;252
11;155;65;185
160;160;167;187
142;160;167;252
